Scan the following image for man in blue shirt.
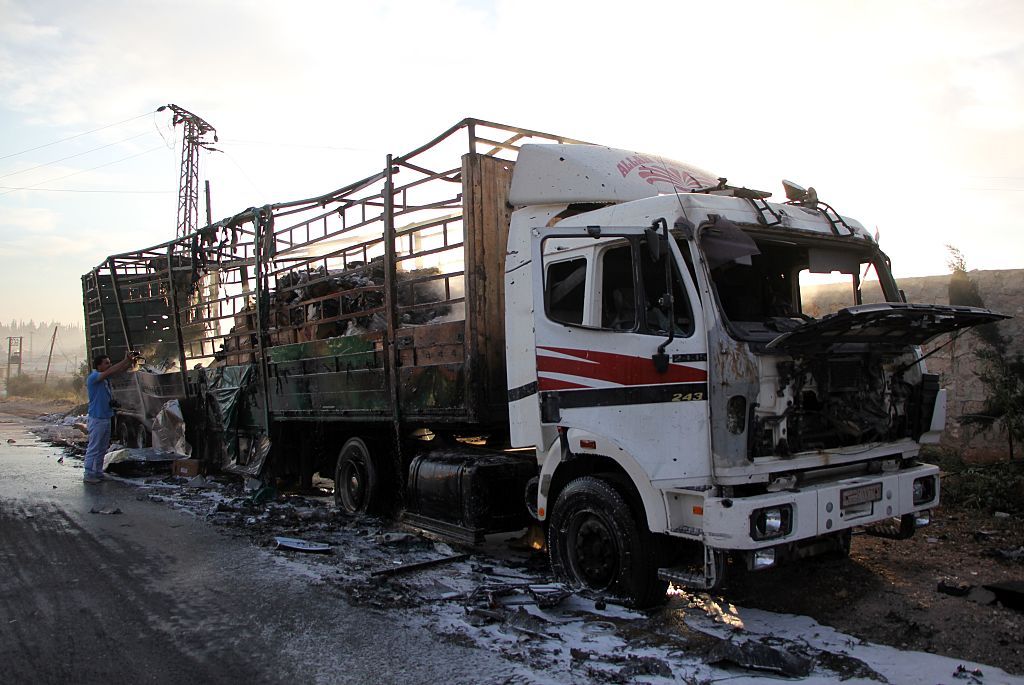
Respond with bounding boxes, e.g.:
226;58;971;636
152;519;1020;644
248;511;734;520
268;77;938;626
84;352;139;483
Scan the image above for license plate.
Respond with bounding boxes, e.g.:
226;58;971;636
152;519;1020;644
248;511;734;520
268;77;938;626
841;482;882;508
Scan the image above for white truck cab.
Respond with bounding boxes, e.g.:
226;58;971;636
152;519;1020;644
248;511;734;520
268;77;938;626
504;143;1003;603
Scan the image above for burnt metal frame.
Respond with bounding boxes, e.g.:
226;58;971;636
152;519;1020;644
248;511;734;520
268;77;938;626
83;118;591;440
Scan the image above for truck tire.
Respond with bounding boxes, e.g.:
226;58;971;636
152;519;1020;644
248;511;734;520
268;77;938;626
135;422;150;448
117;418;133;448
547;476;667;607
335;437;382;515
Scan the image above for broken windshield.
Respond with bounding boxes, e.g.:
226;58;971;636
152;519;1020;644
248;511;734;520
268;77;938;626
698;225;899;342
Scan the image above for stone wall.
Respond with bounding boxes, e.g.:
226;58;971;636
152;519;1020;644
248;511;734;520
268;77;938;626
805;269;1023;462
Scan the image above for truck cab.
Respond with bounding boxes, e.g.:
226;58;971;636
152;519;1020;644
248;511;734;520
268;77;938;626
504;144;1003;603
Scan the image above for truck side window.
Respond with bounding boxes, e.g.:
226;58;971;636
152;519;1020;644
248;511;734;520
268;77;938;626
600;245;636;330
639;238;694;337
545;258;587;325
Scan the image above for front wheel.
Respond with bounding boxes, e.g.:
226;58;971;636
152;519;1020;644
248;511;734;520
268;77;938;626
547;476;667;607
334;437;383;515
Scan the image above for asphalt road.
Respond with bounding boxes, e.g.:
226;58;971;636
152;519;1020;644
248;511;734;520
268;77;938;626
0;414;517;685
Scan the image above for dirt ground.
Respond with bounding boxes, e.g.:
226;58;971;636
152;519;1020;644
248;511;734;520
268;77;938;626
0;397;78;418
5;395;1023;677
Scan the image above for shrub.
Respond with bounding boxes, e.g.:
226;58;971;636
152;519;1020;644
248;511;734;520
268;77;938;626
4;374;83;402
935;449;1024;514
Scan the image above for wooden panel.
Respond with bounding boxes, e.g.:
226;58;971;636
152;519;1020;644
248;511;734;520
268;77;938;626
462;153;515;425
396;320;465;368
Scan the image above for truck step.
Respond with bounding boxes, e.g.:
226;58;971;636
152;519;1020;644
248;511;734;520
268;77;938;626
402;512;485;545
658;546;725;592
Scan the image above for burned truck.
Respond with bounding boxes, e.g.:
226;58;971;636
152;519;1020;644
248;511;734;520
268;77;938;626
83;119;1006;605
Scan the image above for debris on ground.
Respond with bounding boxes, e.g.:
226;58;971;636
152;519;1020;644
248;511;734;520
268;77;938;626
245;484;276;506
569;648;674;682
467;606;558;640
937;579;973;597
89;507;123;515
986;546;1024;562
706;638;815;678
273;536;331;553
375;531;420;545
371;553;470;578
103;447;178;475
953;664;985;683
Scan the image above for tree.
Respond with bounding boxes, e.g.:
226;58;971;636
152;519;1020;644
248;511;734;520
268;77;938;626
947;245;1023;460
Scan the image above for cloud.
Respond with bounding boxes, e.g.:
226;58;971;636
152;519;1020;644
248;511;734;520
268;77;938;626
1;0;1022;326
0;206;59;233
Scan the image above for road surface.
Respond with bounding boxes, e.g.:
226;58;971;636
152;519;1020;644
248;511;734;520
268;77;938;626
0;414;519;685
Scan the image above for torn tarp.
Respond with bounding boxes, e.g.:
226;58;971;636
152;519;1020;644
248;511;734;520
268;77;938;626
151;400;191;456
201;364;271;477
206;364;253;433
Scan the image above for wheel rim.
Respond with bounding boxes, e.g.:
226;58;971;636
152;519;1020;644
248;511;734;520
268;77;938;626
566;510;619;589
337;449;367;512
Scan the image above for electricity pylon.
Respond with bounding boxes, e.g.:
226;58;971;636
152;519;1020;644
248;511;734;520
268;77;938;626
159;104;217;238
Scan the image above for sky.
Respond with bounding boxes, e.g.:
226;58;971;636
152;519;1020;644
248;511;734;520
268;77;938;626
1;0;1022;326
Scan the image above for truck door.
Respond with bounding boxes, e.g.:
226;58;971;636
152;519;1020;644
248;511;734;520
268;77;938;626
532;226;711;484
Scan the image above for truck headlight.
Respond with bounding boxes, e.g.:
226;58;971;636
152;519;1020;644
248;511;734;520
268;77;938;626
912;476;936;505
751;505;792;540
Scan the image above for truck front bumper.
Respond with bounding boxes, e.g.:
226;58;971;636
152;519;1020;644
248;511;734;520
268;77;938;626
701;463;939;551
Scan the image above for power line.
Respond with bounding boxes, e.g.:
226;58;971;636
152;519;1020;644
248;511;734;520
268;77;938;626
0;131;154;181
221;138;373;152
0;145;167;197
0;185;172;194
964;187;1024;192
0;111;156;161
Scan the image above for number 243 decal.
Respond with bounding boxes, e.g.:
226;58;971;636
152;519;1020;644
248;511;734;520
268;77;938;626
671;391;705;402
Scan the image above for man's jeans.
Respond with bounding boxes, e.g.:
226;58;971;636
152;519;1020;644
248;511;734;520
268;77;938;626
84;417;112;479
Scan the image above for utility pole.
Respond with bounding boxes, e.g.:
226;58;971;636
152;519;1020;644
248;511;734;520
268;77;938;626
6;336;23;387
159;104;218;239
44;325;58;385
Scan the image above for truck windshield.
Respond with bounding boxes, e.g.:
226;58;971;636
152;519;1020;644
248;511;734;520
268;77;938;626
698;226;898;342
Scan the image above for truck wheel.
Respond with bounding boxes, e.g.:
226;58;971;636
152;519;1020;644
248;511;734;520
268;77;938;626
117;418;135;448
135;422;150;448
335;438;380;515
547;476;667;607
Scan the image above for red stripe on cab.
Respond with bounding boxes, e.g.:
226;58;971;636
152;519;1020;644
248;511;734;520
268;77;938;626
537;346;706;386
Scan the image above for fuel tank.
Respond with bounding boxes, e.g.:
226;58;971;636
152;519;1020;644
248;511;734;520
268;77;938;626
405;447;536;543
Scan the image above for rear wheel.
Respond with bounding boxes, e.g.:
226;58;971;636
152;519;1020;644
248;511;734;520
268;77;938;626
116;418;138;448
334;437;382;514
547;476;667;607
135;422;150;448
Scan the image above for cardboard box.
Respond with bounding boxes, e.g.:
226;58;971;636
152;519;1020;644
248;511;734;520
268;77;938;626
172;458;201;478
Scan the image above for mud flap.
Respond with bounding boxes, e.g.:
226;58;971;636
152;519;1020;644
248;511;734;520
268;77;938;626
658;544;725;591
